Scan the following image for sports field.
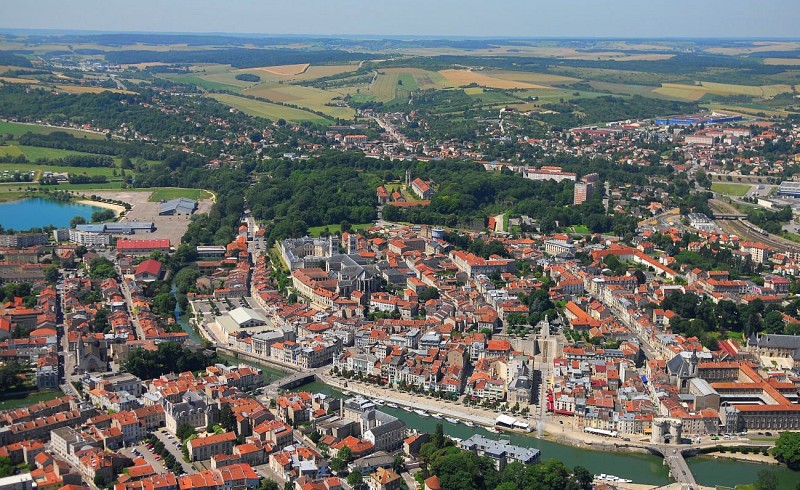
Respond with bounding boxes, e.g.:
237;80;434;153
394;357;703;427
710;182;751;196
147;187;214;201
207;93;331;124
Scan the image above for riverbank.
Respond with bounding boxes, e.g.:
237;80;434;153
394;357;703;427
703;451;780;465
317;372;628;451
76;198;127;216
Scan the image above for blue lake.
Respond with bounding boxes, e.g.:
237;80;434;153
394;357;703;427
0;198;103;231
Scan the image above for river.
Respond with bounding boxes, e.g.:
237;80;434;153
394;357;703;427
0;197;102;230
211;353;797;488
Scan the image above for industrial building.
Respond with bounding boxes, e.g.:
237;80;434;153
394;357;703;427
159;198;197;216
777;181;800;197
654;113;743;126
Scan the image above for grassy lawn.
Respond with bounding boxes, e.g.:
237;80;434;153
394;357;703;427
781;231;800;243
147;188;214;202
0;121;106;139
0;389;63;410
569;224;591;234
0;189;32;202
711;182;752;196
307;222;372;237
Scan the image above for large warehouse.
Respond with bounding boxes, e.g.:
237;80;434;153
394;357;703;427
777;181;800;197
159;198;197;216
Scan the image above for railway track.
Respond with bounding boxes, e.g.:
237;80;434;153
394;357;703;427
709;199;800;252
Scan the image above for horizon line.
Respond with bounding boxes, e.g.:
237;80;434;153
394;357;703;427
0;28;799;42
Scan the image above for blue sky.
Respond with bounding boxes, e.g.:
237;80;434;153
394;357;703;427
1;0;798;38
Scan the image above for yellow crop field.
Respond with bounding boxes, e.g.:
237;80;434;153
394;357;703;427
248;63;310;76
707;42;800;55
483;70;579;85
653;84;706;101
763;58;800;66
55;85;135;95
0;76;38;84
243;83;355;119
654;82;794;101
699;81;793;97
438;69;550;89
121;62;171;70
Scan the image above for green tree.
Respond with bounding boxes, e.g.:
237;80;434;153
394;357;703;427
772;431;800;470
329;457;345;473
418;287;440;302
258;479;279;490
89;257;117;280
176;423;197;442
347;471;363;488
0;457;15;477
338;446;353;463
219;403;236;433
43;265;59;283
70;215;87;228
571;465;594;490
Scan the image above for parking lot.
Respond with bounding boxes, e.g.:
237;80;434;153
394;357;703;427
154;428;196;475
89;190;213;247
119;441;168;473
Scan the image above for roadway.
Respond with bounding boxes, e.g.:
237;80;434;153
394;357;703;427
153;428;196;474
656;445;696;488
116;265;147;340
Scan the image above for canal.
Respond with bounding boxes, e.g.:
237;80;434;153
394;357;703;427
208;353;798;488
171;285;204;345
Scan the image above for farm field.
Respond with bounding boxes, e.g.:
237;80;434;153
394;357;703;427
655;82;795;101
438;69;551;89
0;76;38;84
54;85;135;95
0;121;107;139
207;93;331;124
147;187;214;201
482;70;580;86
763;58;800;66
381;68;446;90
250;63;309;76
710;182;752;196
232;64;360;84
243;83;355;119
588;81;666;98
161;74;241;91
